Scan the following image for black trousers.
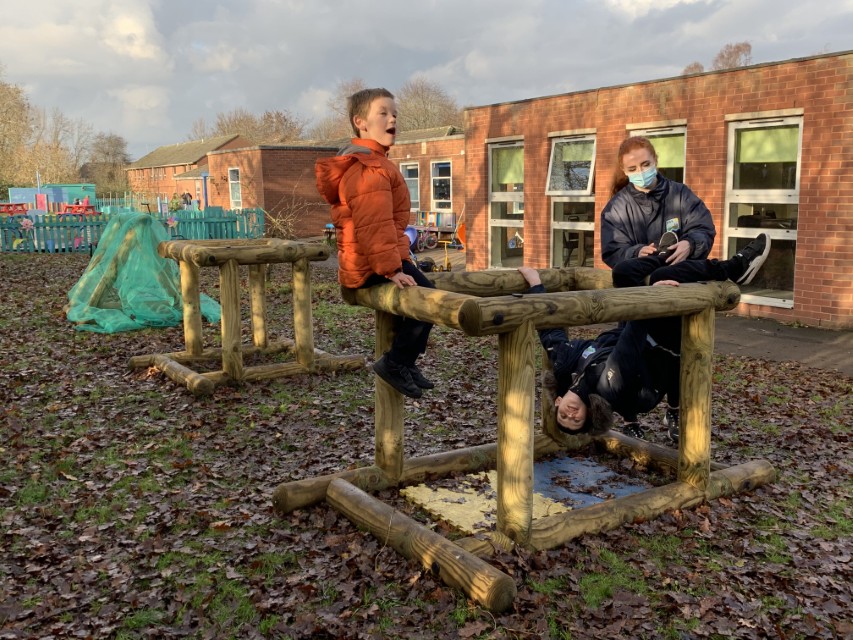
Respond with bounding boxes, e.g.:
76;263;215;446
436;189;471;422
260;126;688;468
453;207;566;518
360;260;434;366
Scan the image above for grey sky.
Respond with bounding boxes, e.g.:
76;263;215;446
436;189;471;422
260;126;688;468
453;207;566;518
1;0;850;159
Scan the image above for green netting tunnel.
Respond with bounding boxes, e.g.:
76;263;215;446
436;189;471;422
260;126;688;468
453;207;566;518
65;211;220;333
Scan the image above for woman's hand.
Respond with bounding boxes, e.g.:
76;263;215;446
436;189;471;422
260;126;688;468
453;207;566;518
664;240;691;264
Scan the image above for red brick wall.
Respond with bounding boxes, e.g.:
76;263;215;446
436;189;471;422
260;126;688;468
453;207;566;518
208;146;337;238
389;135;466;223
464;52;853;329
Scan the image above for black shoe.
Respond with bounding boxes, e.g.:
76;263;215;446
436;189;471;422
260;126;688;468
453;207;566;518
657;231;679;258
373;355;422;398
623;422;645;439
664;407;680;443
734;233;772;285
408;364;435;389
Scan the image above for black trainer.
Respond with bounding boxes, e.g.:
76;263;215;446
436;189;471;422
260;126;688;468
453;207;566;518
623;422;645;439
664;407;680;443
408;364;435;389
373;354;422;398
734;233;772;285
657;231;679;258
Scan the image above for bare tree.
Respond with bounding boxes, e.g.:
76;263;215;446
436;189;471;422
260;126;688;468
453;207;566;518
188;117;211;140
0;71;32;193
682;61;705;75
396;76;462;130
711;41;752;70
83;132;131;194
207;107;306;144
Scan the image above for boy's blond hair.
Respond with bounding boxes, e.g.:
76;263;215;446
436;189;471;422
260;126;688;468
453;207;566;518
348;88;395;137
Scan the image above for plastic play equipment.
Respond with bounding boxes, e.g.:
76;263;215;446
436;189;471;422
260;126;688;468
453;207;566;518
128;238;364;395
273;267;777;612
65;212;220;333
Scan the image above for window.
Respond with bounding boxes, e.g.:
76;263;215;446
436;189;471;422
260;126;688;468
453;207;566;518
724;116;802;307
546;135;596;194
548;133;596;267
431;161;451;210
488;141;524;268
228;168;242;210
400;162;419;211
631;126;686;183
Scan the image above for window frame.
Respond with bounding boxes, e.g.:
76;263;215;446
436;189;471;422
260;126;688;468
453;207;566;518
545;133;597;196
400;161;420;212
487;139;525;269
228;167;242;210
630;125;687;183
430;160;452;210
724;115;803;308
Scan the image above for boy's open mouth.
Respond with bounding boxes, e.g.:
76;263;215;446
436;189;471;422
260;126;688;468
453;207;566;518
387;127;396;135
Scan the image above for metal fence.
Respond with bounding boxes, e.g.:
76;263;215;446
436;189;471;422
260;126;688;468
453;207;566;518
0;208;265;254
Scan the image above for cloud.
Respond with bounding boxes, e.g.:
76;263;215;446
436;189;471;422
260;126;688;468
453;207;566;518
603;0;713;20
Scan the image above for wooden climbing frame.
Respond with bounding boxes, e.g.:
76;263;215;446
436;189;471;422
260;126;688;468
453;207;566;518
129;238;364;395
272;267;777;612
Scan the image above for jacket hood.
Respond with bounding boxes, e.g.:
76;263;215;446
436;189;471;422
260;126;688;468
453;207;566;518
315;138;390;206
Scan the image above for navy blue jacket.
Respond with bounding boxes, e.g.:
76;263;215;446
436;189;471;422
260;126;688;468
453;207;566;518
600;175;716;268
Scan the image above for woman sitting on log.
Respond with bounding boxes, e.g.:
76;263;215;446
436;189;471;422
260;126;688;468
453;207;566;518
518;232;772;443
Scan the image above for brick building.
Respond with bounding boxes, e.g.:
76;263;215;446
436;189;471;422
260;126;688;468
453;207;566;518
463;50;853;329
127;134;251;208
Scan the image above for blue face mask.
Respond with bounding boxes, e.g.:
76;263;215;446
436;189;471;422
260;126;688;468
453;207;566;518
628;164;657;189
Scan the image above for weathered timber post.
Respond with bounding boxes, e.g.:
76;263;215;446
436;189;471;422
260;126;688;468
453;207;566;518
496;319;536;546
219;258;243;381
679;307;715;489
179;261;204;356
292;258;314;367
248;263;268;349
374;310;405;481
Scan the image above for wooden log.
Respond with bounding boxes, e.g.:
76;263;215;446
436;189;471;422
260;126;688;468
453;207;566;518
426;267;612;296
151;354;215;395
128;339;297;369
496;320;536;546
218;259;243;381
453;531;516;557
272;434;566;515
529;459;776;550
272;465;393;514
679;308;714;490
248;264;268;349
179;261;204;355
345;281;739;337
374;310;404;481
341;284;472;332
327;478;517;613
291;258;314;367
593;430;727;474
158;238;330;267
456;281;741;336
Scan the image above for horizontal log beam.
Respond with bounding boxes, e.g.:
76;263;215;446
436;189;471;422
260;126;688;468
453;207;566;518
529;459;776;550
327;478;517;613
425;267;613;296
158;238;330;266
345;278;740;337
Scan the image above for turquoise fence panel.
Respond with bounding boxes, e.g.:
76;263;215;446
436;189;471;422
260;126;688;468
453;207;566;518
1;208;264;253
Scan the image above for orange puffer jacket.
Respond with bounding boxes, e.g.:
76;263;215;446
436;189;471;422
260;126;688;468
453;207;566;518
315;138;412;288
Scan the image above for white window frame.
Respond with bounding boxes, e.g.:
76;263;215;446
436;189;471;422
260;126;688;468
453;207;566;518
545;133;596;196
430;160;452;210
228;167;242;210
724;114;803;308
488;139;524;269
400;162;419;212
630;125;687;183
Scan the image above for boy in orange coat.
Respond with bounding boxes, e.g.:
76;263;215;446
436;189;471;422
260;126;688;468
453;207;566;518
315;88;435;399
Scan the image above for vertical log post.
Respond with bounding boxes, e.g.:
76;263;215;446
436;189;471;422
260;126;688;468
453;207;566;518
496;320;536;546
179;261;203;356
248;263;268;349
374;310;404;481
678;308;714;490
292;258;314;368
219;258;243;381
